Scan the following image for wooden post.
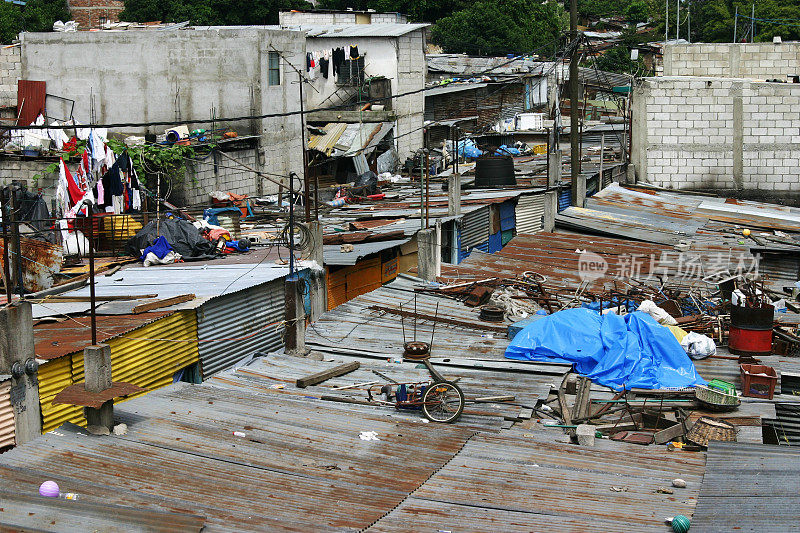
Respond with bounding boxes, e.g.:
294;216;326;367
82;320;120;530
83;344;114;430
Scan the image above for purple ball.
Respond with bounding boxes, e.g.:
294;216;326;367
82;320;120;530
39;480;59;498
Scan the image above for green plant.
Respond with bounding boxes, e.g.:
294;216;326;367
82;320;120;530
106;138;213;188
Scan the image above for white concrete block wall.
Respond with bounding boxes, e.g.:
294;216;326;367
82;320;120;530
665;42;800;80
176;147;260;207
0;46;21;108
632;76;800;193
395;31;426;158
0;158;60;210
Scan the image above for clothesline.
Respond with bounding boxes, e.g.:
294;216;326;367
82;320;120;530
306;45;363;80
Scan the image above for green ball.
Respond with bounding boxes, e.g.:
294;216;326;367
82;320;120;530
671;515;691;533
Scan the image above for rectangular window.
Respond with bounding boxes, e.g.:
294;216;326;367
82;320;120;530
268;51;280;86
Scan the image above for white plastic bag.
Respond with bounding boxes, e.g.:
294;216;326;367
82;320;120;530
637;300;678;326
680;332;716;360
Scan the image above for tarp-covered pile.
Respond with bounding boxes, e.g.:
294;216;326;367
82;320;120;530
506;308;707;390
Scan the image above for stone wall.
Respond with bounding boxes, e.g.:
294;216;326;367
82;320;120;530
664;42;800;80
0;46;21;109
632;76;800;193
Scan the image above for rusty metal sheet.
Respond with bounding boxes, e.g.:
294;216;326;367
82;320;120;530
370;430;707;532
0;237;63;293
0;383;475;532
52;382;146;408
0;490;206;531
34;312;172;360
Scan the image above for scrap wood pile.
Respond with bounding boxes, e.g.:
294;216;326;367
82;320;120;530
538;373;741;449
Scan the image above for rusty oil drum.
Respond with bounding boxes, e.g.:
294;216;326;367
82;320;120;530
729;304;773;357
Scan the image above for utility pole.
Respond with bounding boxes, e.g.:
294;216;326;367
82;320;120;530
751;4;755;43
569;0;582;206
665;0;669;43
734;6;738;43
676;0;680;41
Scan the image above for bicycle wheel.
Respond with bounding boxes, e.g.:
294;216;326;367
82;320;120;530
422;381;465;423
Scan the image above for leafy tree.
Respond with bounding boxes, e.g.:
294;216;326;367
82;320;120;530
431;0;566;56
120;0;312;25
21;0;70;32
625;0;649;23
0;0;69;43
0;2;22;43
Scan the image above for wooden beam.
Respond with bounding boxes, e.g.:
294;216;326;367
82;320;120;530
306;110;396;123
131;294;196;314
296;361;360;389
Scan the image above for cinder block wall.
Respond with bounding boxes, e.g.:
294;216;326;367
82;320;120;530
395;30;426;158
665;42;800;80
632;76;800;193
176;147;260;207
0;46;21;108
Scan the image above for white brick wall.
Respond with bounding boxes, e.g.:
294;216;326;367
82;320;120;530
632;76;800;193
0;45;21;108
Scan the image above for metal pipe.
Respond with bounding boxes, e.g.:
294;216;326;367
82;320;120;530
1;191;11;304
10;189;22;297
569;0;581;206
425;133;430;229
299;72;311;222
88;212;97;345
288;172;296;278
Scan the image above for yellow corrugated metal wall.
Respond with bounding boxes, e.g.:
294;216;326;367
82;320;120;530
39;356;75;433
39;310;199;433
0;380;14;448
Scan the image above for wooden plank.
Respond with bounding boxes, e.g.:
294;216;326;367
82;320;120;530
296;362;360;389
131;294;196;314
654;422;688;445
38;294;158;303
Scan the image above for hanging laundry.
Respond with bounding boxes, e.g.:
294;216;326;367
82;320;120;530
349;45;359;59
306;53;312;72
47;120;69;151
332;47;345;76
319;57;330;79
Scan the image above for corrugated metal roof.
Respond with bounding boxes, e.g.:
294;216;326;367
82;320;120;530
425;82;489;97
372;429;707;531
285;22;429;37
691;441;800;532
307;122;349;155
0;381;475;531
31;262;309;319
323;238;410;265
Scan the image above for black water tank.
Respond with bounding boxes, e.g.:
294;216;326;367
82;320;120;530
475;155;516;187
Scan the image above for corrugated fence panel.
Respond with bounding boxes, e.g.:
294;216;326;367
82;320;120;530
327;267;348;311
74;310;199;403
38;312;199;433
558;188;572;212
461;207;489;250
0;380;14;448
38;356;80;433
197;281;286;379
499;201;516;231
759;254;800;285
346;257;382;301
516;193;545;234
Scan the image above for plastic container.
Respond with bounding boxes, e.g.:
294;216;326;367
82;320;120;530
740;364;778;399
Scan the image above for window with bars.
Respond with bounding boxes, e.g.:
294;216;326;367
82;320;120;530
268;51;280;86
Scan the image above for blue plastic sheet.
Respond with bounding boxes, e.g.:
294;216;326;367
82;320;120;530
505;308;706;390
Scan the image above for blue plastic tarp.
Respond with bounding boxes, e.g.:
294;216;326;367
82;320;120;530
139;235;173;261
505;308;706;390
